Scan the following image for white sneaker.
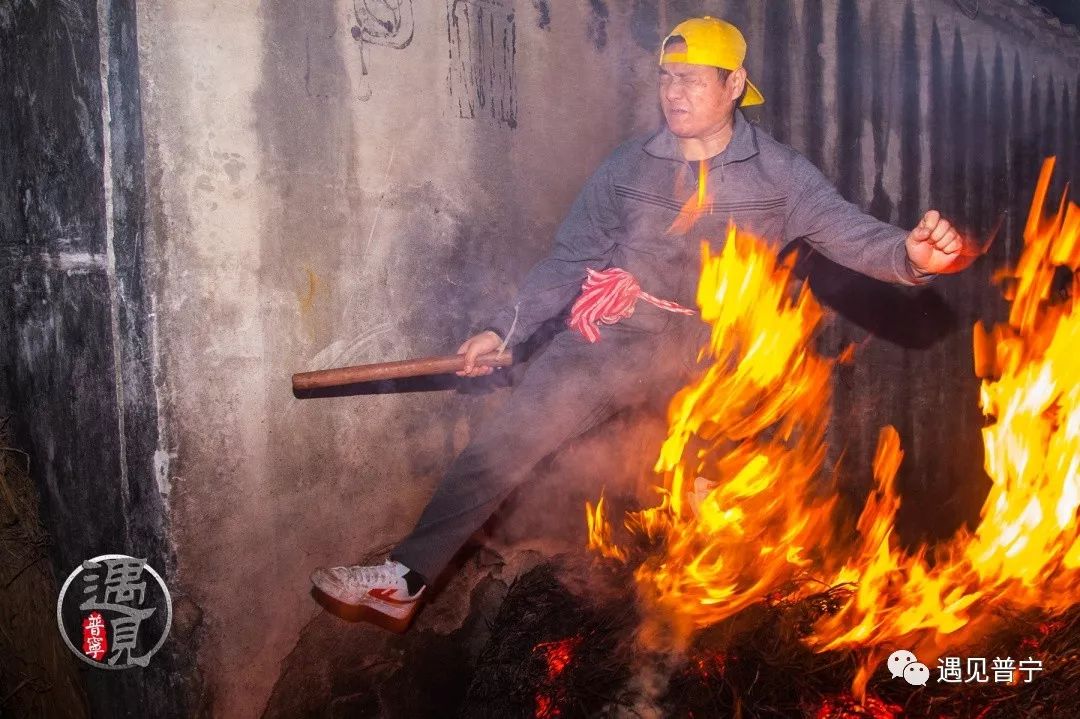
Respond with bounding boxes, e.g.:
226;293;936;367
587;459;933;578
310;560;425;620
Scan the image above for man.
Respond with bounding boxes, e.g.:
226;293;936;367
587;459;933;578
311;17;968;624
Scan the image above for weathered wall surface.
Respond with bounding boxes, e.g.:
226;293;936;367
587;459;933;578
3;0;1077;716
0;0;196;716
135;1;664;716
136;0;1079;716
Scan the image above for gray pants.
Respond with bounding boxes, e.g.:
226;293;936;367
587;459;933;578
391;317;703;581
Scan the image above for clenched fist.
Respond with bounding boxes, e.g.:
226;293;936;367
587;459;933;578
905;210;979;275
455;330;503;377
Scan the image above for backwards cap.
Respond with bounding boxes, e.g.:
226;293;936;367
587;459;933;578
660;16;765;107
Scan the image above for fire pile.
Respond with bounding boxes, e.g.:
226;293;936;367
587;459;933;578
583;158;1080;716
461;559;639;718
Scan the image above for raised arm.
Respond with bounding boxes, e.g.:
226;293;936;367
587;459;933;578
782;152;932;285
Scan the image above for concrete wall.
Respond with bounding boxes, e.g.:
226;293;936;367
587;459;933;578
135;1;664;716
3;0;1078;716
0;0;193;715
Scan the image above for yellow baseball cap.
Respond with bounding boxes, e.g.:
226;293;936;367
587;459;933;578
659;16;765;107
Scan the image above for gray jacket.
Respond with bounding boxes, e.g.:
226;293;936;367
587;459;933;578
489;110;930;346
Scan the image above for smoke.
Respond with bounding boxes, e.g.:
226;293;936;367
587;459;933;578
617;608;701;718
620;648;686;718
487;400;674;551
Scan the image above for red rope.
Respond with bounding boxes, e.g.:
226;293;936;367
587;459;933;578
567;268;695;343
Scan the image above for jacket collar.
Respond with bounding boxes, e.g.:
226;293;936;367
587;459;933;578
643;109;760;166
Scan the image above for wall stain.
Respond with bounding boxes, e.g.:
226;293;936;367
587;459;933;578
762;0;792;144
586;0;608;51
949;29;968;222
1074;76;1080;184
1009;51;1025;260
1062;83;1075;196
898;3;920;227
1028;64;1041;204
630;0;659;52
531;0;550;31
802;0;825;168
835;0;863;203
989;46;1008;258
867;2;893;223
970;52;988;236
298;266;321;319
1042;74;1057;165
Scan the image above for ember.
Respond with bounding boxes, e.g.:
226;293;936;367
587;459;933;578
1018;619;1067;655
811;693;903;719
461;561;638;717
533;636;582;718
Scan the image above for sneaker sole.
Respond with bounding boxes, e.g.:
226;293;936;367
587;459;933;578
357;594;417;621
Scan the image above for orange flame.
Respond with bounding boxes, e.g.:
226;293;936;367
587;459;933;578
667;160;711;235
811;158;1080;685
587;157;1080;699
588;222;842;637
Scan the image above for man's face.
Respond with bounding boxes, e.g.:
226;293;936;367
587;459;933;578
659;41;743;139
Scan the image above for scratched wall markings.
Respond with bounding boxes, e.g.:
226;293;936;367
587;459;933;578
447;0;518;128
350;0;414;100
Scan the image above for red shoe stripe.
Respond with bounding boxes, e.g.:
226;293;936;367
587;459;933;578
368;588;416;605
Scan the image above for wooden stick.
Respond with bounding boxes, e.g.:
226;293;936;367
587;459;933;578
292;350;514;391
